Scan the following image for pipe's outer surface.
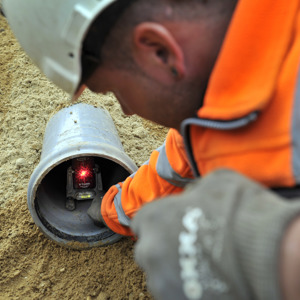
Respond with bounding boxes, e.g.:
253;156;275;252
28;103;138;249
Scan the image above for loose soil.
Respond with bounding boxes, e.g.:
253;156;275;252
0;15;168;300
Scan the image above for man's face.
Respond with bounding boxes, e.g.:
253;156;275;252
82;11;232;129
85;64;195;129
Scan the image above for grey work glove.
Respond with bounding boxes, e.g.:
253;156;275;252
131;169;300;300
87;191;106;227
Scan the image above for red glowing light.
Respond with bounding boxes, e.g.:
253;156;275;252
72;157;96;189
76;167;93;181
74;167;94;189
79;169;88;177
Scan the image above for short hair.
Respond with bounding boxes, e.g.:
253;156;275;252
80;0;237;83
80;0;137;86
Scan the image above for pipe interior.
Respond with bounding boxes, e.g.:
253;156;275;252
35;156;130;242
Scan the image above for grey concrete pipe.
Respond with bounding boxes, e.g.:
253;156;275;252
27;103;137;249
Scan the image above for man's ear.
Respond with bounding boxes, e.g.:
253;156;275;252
132;22;186;83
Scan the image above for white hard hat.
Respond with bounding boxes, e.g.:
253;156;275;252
3;0;118;96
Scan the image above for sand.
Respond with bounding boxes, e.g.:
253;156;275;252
0;14;168;300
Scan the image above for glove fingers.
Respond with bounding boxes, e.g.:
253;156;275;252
87;193;105;226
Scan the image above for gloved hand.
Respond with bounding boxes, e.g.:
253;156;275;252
131;169;300;300
87;191;106;227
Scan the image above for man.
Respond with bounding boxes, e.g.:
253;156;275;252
3;0;300;299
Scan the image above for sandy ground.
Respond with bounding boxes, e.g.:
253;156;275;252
0;14;168;299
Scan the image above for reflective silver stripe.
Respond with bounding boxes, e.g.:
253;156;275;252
113;143;193;226
129;171;137;178
156;144;194;188
292;67;300;182
114;184;131;226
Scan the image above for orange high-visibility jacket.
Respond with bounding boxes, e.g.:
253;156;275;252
102;0;300;236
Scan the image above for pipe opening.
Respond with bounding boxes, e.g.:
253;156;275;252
34;156;130;243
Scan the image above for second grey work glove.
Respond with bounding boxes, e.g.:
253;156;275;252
131;169;300;300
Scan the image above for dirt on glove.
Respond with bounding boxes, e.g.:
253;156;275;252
0;15;168;300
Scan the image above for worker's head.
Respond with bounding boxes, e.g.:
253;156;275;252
4;0;237;129
83;0;237;128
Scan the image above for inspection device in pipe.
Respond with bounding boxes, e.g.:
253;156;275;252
28;103;137;249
